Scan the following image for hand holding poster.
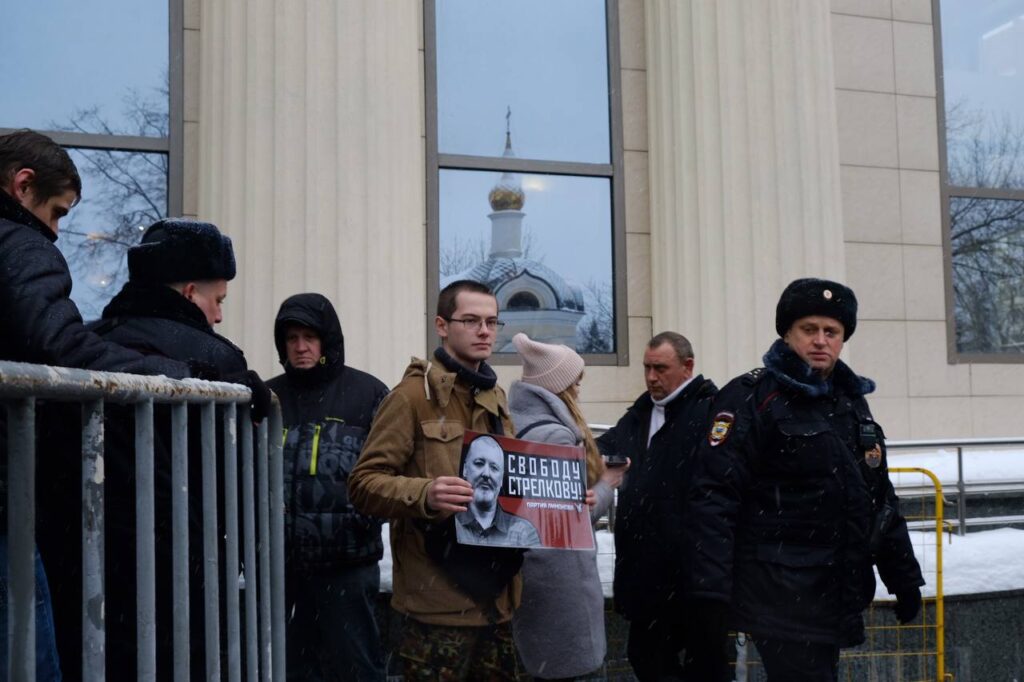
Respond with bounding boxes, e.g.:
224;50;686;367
455;430;594;551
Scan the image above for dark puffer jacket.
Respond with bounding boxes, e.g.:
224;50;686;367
597;375;718;622
266;294;388;573
0;189;189;376
1;189;188;527
686;340;924;646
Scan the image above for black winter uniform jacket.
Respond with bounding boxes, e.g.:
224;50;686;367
686;340;924;646
266;293;388;574
597;375;718;622
88;280;248;375
39;279;248;680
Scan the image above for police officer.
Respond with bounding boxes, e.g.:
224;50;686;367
686;278;924;681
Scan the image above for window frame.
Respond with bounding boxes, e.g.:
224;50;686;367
424;0;629;366
936;0;1024;363
0;0;183;217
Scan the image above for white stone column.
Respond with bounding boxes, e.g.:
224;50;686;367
645;0;846;382
198;0;424;384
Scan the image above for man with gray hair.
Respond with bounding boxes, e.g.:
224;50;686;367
597;332;726;681
455;435;541;548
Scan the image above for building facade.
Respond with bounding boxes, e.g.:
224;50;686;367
4;0;1023;438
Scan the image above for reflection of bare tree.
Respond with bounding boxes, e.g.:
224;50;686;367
54;87;169;318
578;278;613;353
439;233;488;277
439;226;542;277
59;88;168;255
948;99;1024;353
946;97;1024;190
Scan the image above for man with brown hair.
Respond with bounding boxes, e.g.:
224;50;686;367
0;129;188;680
350;279;521;680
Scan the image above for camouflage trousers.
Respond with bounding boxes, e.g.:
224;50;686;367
398;617;519;681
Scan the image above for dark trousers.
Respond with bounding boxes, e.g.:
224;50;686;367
0;540;62;681
397;616;518;681
286;562;385;681
627;617;731;682
754;638;840;682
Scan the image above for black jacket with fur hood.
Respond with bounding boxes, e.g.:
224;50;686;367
267;293;389;572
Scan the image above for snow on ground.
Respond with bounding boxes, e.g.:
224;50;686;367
380;525;1024;599
875;527;1024;600
887;447;1024;486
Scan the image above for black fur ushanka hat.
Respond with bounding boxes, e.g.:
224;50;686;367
127;218;236;284
775;277;858;340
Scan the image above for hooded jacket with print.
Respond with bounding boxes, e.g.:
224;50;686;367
266;293;389;572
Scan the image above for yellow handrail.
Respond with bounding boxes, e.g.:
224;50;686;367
890;466;946;682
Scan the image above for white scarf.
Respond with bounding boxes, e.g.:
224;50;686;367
648;376;695;446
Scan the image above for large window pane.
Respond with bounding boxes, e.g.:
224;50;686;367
950;196;1024;353
439;169;614;353
58;148;168;321
0;0;168;134
941;1;1024;190
436;0;610;163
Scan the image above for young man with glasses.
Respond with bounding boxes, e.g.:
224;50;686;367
350;279;522;680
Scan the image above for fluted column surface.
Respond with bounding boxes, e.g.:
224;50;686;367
646;0;845;380
199;0;424;384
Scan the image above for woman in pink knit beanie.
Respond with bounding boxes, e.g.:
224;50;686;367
508;332;627;680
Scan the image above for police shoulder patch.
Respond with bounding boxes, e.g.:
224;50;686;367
708;411;735;447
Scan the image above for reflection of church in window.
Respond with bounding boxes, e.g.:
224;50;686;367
442;124;585;352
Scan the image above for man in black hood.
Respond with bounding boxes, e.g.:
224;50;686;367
267;293;389;681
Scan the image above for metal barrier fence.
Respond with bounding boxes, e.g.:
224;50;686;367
1;360;286;681
886;437;1024;536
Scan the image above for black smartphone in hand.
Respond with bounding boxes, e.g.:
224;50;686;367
606;453;628;468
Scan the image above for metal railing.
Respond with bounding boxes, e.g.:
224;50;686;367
590;425;1024;536
1;360;286;681
887;437;1024;536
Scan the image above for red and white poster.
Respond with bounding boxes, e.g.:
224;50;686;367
455;430;594;551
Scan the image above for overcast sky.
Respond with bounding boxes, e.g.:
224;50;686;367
0;0;167;133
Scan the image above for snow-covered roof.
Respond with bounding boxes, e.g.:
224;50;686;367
443;257;585;312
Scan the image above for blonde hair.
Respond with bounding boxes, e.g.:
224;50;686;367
556;383;605;487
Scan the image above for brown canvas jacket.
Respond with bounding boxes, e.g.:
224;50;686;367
349;357;518;626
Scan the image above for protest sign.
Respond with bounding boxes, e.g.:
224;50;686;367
454;430;594;551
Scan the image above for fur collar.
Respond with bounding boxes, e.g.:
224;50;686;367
102;280;213;332
763;338;875;398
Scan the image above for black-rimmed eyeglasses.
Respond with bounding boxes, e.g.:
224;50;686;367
445;317;506;331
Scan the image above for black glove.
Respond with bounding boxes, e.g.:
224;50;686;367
225;369;272;424
894;586;922;624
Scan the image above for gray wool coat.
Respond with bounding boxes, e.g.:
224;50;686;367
507;380;614;679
